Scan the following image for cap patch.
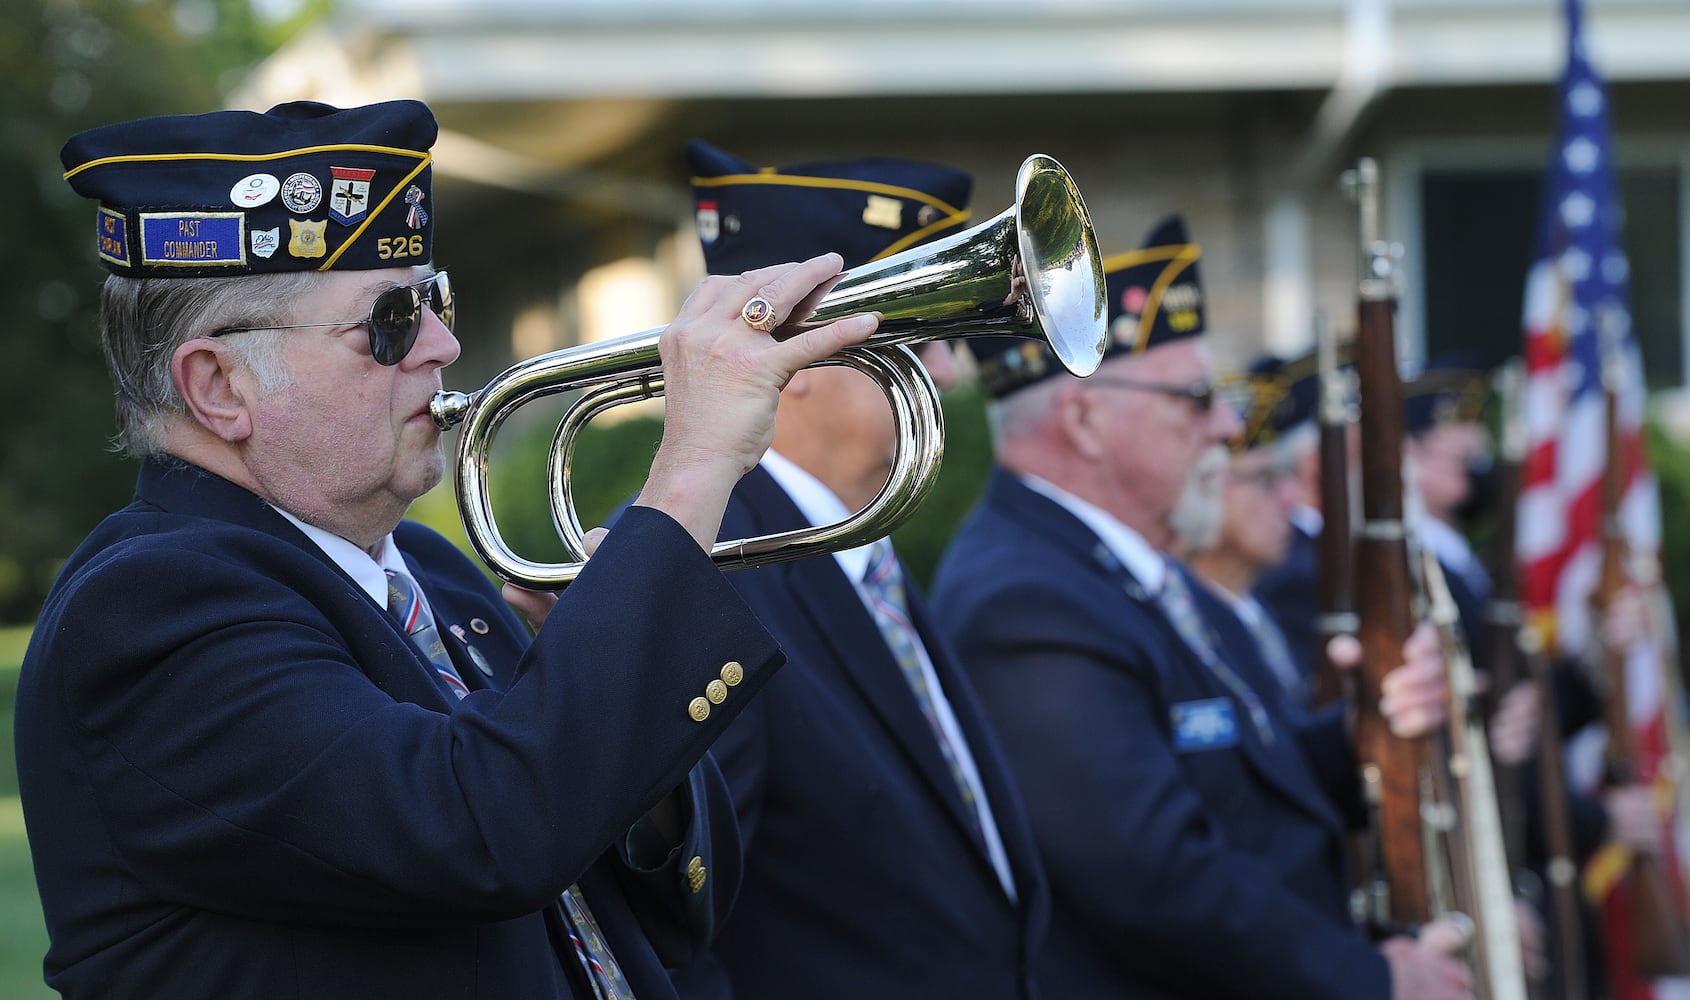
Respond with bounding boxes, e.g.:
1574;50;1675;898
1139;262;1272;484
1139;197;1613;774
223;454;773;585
139;212;245;268
96;207;129;267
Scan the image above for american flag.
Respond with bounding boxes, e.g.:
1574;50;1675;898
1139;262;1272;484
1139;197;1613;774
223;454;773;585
1517;4;1682;997
1517;0;1658;663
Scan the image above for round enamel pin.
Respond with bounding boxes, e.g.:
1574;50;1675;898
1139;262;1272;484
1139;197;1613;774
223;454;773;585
280;172;323;214
230;173;280;208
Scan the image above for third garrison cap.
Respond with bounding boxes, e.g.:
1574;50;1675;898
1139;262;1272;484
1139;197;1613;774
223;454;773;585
688;140;974;274
62;100;438;277
971;213;1207;398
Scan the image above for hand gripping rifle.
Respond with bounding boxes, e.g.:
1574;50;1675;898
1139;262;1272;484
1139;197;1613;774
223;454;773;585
1343;158;1526;1000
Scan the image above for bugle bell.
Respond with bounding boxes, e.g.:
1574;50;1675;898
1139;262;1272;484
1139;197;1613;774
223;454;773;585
431;153;1108;590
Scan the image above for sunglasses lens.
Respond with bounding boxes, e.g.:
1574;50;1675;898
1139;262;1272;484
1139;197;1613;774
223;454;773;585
368;286;421;366
430;271;454;331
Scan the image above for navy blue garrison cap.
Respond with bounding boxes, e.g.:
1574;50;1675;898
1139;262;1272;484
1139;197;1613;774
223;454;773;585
1404;354;1493;436
62;100;437;277
1232;341;1356;451
972;214;1206;399
688;140;974;274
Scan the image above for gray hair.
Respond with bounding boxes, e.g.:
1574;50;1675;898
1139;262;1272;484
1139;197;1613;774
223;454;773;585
99;271;324;457
984;373;1073;448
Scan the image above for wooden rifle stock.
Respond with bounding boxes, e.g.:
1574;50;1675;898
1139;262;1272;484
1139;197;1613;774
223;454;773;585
1346;158;1430;927
1344;162;1527;1000
1314;314;1358;708
1593;358;1690;978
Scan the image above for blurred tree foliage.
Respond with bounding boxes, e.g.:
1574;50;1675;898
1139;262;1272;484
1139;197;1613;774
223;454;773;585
0;0;326;623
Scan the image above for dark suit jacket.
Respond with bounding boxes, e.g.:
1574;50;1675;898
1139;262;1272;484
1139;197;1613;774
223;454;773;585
929;468;1389;999
672;464;1048;1000
16;459;782;999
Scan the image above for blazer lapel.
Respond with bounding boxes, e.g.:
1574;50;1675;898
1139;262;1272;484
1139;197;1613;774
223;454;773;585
738;468;995;856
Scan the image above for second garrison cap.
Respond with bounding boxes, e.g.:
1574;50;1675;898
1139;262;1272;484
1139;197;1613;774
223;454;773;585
1232;342;1356;451
62;100;438;278
687;140;974;274
971;213;1207;398
1404;354;1493;436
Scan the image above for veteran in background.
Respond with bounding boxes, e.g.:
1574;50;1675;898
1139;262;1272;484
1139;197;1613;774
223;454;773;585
1186;359;1317;711
669;142;1048;1000
930;215;1470;1000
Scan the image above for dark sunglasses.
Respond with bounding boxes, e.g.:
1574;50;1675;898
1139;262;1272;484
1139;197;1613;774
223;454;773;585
217;270;453;366
1084;375;1216;412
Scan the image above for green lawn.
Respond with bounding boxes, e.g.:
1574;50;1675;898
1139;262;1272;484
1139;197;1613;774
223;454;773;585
0;626;56;999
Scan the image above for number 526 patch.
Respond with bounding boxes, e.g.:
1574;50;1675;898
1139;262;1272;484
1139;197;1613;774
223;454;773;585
377;235;425;259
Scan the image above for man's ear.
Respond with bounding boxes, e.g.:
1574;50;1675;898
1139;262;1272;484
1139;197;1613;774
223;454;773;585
1056;383;1108;461
173;339;253;443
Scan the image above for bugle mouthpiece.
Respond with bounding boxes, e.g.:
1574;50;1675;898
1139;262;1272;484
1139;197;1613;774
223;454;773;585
430;390;475;430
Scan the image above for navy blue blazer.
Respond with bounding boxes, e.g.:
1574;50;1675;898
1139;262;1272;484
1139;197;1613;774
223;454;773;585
16;459;783;999
671;464;1048;1000
929;469;1389;999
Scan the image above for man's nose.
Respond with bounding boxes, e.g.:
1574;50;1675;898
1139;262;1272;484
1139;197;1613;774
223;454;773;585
408;307;461;368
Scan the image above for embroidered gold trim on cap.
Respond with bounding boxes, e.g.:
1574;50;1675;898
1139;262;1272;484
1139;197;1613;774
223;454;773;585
62;143;429;181
1101;242;1202;354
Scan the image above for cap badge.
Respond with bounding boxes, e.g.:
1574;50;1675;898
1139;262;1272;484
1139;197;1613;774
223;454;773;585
403;185;428;230
862;194;903;230
280;172;323;214
251;227;280;259
328;167;374;226
230;173;280;209
695;200;720;244
287;218;327;259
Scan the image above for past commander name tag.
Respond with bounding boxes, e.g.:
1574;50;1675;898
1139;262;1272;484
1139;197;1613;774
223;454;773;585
1171;697;1238;752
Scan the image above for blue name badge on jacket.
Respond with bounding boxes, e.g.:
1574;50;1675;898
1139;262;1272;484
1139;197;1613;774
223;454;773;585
1170;698;1239;752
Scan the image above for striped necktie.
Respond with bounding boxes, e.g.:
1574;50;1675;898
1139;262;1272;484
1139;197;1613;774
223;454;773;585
862;540;985;842
385;571;632;996
560;884;636;999
384;569;471;701
1155;559;1277;746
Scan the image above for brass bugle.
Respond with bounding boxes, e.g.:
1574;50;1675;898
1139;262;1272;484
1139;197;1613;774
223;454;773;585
431;153;1108;590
